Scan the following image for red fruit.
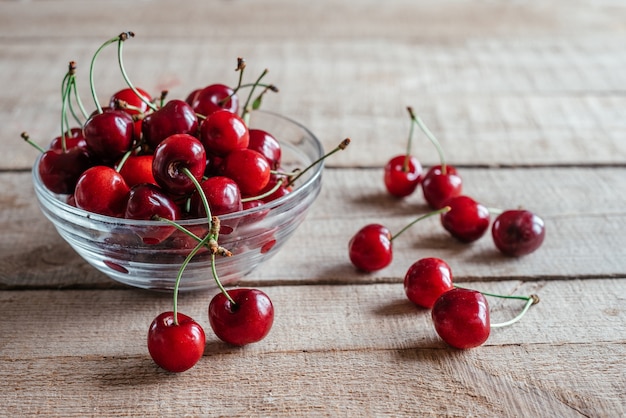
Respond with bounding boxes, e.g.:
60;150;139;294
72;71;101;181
422;165;463;209
142;99;198;149
38;147;92;194
187;84;238;117
441;195;490;243
384;155;423;198
190;176;243;217
221;148;271;196
404;257;454;309
125;183;181;244
208;288;274;346
259;175;292;203
48;128;87;152
492;210;545;256
152;134;206;196
110;87;152;138
147;311;206;373
74;165;130;217
431;288;490;349
117;154;157;188
199;109;249;157
83;110;135;162
248;129;282;169
348;224;393;272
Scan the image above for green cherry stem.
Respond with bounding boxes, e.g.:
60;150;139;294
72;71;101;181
21;132;46;153
454;284;540;328
181;167;212;226
403;106;417;172
241;178;285;203
241;68;269;124
70;73;89;120
407;107;448;175
287;138;351;187
89;35;121;114
391;206;451;241
117;32;158;111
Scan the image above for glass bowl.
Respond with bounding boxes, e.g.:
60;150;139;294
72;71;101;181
32;111;324;292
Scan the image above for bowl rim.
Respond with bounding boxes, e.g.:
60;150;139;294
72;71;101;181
32;110;324;227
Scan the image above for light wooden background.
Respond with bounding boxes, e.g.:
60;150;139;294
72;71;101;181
0;0;624;416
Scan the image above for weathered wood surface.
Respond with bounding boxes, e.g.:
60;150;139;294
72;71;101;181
0;0;625;416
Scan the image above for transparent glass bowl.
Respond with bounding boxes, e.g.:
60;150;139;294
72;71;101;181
32;111;323;291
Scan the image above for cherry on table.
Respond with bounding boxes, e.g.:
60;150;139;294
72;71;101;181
348;224;393;272
492;209;545;256
147;311;206;373
404;257;454;309
384;155;423;198
208;288;274;346
440;195;490;243
431;287;490;349
421;164;463;209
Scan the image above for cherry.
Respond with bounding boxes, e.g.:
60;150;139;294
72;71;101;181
83;109;135;162
384;107;424;198
117;154;157;187
348;207;450;272
147;311;206;373
74;165;130;217
152;133;206;196
142;99;199;149
258;175;292;203
421;165;463;209
189;176;243;217
431;288;490;349
110;87;152;138
186;83;239;117
48;128;87;152
208;288;274;346
440;195;490;243
492;210;545;256
348;224;393;272
199;109;249;157
248;129;282;169
404;257;454;309
125;183;181;244
37;147;92;194
220;148;271;196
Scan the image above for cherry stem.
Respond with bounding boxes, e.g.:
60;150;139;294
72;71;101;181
117;32;158;111
21;132;46;153
181;167;212;226
391;206;450;241
407;107;447;175
211;252;235;305
241;178;285;203
70;74;89;120
89;35;121;114
172;231;213;325
454;284;540;328
403;107;416;172
60;72;72;152
241;68;269;124
227;57;246;98
287;138;351;187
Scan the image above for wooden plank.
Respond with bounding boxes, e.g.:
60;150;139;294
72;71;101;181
2;166;625;289
0;280;624;416
4;38;626;170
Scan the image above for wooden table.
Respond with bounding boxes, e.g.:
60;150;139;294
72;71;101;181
1;1;625;416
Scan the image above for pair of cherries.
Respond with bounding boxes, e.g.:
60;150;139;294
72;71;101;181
404;257;539;349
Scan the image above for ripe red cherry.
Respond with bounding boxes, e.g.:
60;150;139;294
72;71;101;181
142;99;198;149
441;195;490;243
190;176;243;217
492;210;545;256
199;109;249;157
147;311;206;373
220;148;271;196
384;155;423;198
74;165;130;217
187;83;238;117
208;288;274;346
125;183;181;244
152;134;206;196
37;147;92;194
83;110;135;162
110;87;152;138
431;288;490;349
404;257;454;309
422;165;463;209
49;128;87;152
259;175;292;203
248;129;282;169
117;154;157;187
348;224;393;272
